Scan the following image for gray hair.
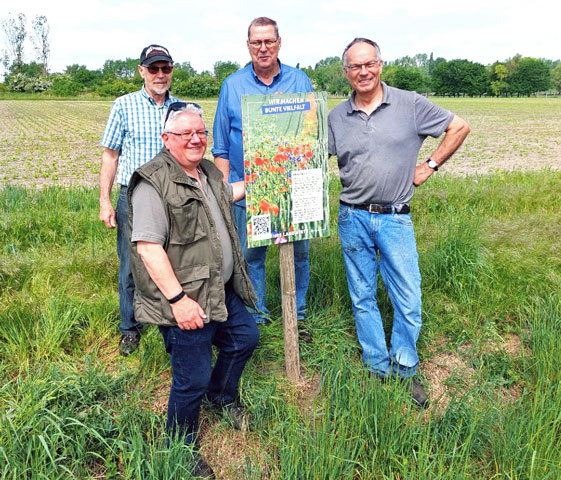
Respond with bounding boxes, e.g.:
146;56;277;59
164;103;204;132
342;38;382;66
248;17;279;39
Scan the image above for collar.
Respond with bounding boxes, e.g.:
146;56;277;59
347;82;390;113
141;86;170;106
161;148;224;185
251;59;282;85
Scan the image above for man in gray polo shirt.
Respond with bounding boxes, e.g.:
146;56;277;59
328;38;470;407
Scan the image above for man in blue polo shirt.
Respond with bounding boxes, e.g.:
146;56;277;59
329;38;470;407
212;17;313;326
99;44;180;356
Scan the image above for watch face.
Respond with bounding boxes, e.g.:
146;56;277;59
428;160;438;169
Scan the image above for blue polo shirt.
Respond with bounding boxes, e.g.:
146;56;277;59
212;61;313;195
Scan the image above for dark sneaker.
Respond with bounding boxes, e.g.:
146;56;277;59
118;332;141;357
192;452;215;479
408;377;429;409
222;402;251;430
298;323;313;344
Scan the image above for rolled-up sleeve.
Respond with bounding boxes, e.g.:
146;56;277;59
211;81;231;160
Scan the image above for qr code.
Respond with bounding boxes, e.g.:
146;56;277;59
251;214;271;241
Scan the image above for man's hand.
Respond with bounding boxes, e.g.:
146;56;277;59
99;199;117;228
413;115;470;187
99;147;119;228
413;161;436;187
171;295;207;330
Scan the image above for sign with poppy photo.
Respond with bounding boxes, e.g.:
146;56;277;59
241;92;329;248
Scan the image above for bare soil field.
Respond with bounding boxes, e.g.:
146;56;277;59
1;97;560;187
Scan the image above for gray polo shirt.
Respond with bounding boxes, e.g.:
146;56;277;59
131;175;234;283
328;83;454;206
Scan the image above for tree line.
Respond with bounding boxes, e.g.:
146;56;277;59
2;13;560;98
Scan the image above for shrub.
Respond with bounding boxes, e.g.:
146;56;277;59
96;80;139;97
49;74;82;96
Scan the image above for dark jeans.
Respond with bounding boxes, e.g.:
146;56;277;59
159;284;260;444
116;186;142;335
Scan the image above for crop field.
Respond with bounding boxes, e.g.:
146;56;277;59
1;97;561;479
1;97;560;186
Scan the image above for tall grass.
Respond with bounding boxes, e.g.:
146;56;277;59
1;170;560;478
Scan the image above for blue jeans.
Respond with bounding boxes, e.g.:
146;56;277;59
338;204;422;378
116;186;143;335
159;284;259;444
233;203;309;323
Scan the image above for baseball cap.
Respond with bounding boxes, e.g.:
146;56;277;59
140;45;173;65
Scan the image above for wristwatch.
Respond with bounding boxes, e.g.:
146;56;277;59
426;158;439;171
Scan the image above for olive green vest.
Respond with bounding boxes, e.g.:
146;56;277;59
128;148;256;326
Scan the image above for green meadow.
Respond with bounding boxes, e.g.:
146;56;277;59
1;97;560;479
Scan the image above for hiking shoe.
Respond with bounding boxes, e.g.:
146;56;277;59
192;452;215;479
298;323;313;344
222;402;251;430
408;377;429;409
118;332;141;357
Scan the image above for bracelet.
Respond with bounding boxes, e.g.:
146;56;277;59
167;290;185;304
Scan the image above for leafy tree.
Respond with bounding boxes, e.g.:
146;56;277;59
49;74;81;96
173;61;197;82
102;58;139;80
508;57;551;96
1;12;27;73
391;66;428;92
31;15;49;76
213;60;240;83
489;63;509;97
9;61;43;77
381;64;397;86
552;64;561;94
313;57;349;95
432;59;489;96
96;80;138;97
65;64;102;89
315;56;341;68
173;74;220;98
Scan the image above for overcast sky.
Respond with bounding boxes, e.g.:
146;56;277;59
1;0;560;76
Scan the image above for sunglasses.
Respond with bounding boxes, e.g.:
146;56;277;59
143;65;173;74
164;101;203;125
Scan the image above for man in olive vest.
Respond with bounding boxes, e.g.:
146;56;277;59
128;102;259;479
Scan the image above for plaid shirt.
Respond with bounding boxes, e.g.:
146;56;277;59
101;87;180;186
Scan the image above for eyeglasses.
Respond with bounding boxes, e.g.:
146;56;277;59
143;64;174;74
344;59;382;73
164;101;202;125
166;130;208;141
248;39;278;49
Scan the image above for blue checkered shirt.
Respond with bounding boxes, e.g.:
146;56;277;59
101;87;180;186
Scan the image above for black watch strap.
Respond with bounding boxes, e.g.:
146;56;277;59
167;290;186;304
426;159;439;171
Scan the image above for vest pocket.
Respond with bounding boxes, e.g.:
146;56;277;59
169;201;207;244
174;264;210;312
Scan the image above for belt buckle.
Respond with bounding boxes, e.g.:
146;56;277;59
368;204;383;214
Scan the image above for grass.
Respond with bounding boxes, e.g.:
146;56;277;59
1;167;561;478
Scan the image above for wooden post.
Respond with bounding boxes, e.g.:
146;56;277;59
279;242;301;381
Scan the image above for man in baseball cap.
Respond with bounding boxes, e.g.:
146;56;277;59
99;44;180;356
